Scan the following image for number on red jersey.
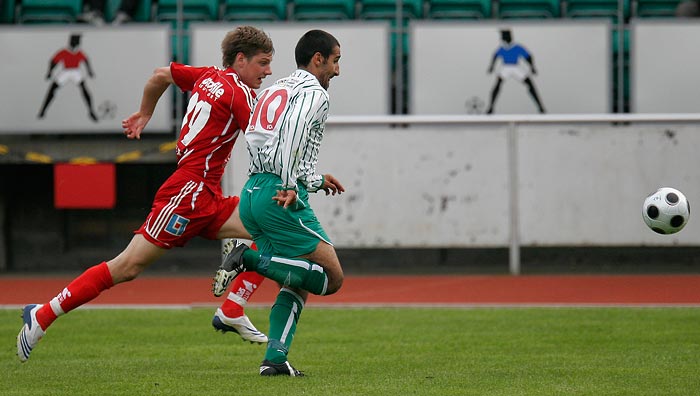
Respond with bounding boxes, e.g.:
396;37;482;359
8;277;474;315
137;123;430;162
180;92;212;146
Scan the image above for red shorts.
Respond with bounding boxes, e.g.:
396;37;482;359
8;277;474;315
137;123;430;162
136;172;239;249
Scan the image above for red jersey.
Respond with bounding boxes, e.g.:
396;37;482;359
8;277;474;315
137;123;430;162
170;62;256;191
135;63;255;249
51;49;87;69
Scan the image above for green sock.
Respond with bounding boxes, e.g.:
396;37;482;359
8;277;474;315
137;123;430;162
265;288;304;364
242;248;261;270
243;250;329;295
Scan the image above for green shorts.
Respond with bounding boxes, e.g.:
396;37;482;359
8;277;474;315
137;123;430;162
239;173;332;258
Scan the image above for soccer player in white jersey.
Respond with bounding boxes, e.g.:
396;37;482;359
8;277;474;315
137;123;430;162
17;26;274;363
211;29;345;377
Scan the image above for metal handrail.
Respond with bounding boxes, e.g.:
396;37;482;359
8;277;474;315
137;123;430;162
327;113;700;125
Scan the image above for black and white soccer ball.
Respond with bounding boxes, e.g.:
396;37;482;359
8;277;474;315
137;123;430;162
642;187;690;235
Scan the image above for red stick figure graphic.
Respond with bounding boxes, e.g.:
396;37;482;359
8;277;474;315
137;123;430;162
38;33;98;122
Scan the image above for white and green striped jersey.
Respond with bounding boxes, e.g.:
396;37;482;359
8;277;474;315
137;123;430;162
245;69;329;192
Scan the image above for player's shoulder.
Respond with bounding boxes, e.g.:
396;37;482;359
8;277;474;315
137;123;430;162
171;62;215;77
291;69;318;84
291;71;327;94
220;70;254;93
268;70;328;103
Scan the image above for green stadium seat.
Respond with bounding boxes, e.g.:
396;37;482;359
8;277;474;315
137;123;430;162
172;34;189;64
156;2;218;65
18;0;83;23
358;0;421;73
1;0;15;23
105;0;152;22
359;0;423;20
156;0;219;22
168;20;190;63
612;28;629;60
633;0;682;17
564;0;630;23
426;0;492;19
496;0;561;18
222;0;287;21
293;0;356;20
612;28;630;112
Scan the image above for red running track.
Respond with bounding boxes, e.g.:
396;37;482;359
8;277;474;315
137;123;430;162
1;274;699;307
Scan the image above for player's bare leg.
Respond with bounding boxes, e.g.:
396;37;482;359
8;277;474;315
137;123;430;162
17;235;164;362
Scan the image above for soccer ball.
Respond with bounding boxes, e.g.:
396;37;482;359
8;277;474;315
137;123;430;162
642;187;690;235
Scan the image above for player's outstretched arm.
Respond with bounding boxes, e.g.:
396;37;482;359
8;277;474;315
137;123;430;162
122;67;174;140
45;60;57;80
84;58;95;78
487;53;498;74
526;55;538;75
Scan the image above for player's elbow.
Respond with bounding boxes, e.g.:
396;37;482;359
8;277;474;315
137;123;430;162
152;67;174;85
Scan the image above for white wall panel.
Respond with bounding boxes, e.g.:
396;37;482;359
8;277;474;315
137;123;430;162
0;25;172;134
632;20;700;113
411;21;611;115
517;124;700;245
226;124;511;247
190;22;391;116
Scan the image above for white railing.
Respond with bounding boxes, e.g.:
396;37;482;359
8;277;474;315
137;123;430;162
328;113;700;125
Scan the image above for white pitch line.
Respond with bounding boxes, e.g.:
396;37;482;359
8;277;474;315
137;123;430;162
2;303;700;310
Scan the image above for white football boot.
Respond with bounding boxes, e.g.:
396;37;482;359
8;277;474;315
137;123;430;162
17;304;46;362
212;308;268;344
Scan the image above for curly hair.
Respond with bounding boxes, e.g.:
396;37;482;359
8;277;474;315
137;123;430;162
221;26;274;68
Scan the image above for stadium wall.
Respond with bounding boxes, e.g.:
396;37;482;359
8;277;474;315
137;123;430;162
2;20;700;274
2;116;700;273
225;116;700;249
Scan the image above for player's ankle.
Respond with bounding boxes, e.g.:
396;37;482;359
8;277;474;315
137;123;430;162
220;302;244;318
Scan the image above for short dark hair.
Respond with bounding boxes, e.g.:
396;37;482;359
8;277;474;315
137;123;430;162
294;30;340;68
221;26;274;68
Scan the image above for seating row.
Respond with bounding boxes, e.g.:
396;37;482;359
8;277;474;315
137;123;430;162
0;0;687;25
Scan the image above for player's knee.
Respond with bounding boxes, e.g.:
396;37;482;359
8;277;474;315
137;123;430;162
325;273;344;295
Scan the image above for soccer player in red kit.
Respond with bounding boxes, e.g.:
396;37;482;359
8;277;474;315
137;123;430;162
17;26;273;362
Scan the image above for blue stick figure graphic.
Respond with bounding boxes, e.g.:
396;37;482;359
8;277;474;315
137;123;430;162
486;29;546;114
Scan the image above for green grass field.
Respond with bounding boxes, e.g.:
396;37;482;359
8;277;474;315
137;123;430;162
2;307;699;395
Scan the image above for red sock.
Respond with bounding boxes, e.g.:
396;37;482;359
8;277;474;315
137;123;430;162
35;262;114;330
220;242;264;318
220;271;265;317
